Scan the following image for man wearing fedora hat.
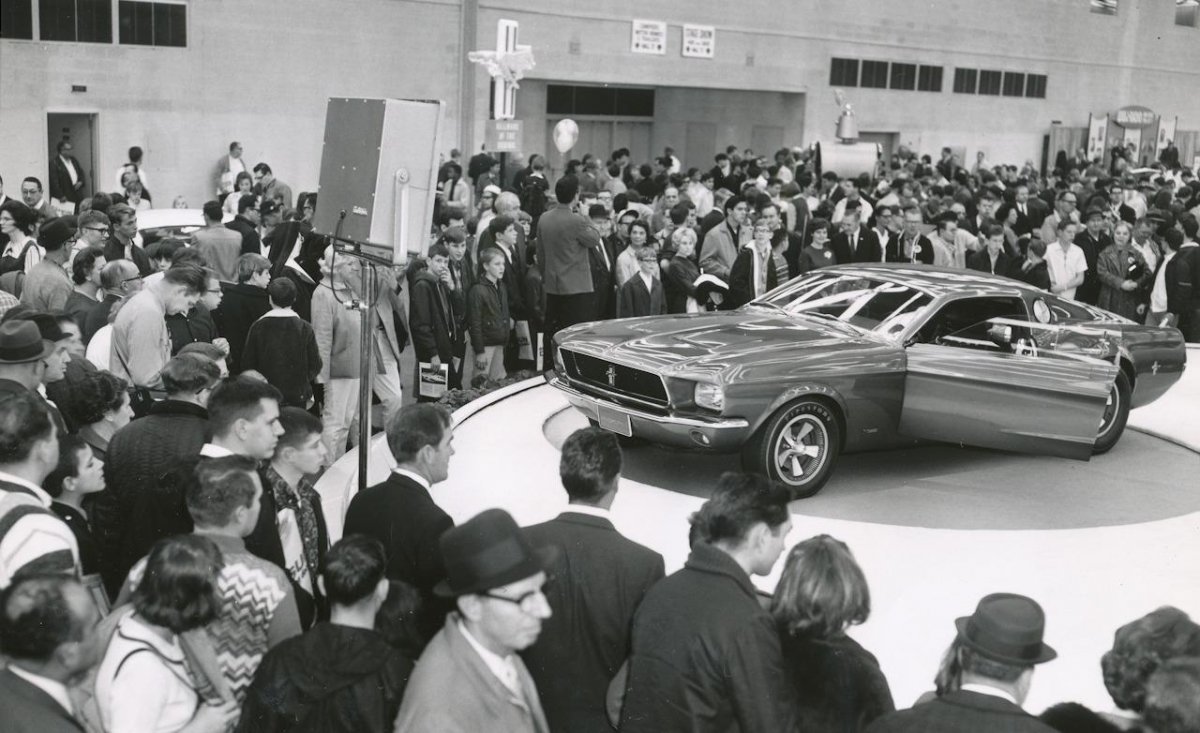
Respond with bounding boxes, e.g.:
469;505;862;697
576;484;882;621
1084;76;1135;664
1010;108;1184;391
394;508;553;733
0;318;70;436
865;593;1058;733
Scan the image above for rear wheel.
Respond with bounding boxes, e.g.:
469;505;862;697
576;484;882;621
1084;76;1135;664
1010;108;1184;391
742;399;841;499
1093;370;1131;455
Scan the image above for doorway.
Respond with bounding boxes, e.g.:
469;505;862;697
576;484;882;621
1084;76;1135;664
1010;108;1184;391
544;118;652;181
46;113;98;208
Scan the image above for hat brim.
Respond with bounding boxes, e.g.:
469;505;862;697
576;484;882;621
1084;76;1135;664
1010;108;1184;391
0;340;55;365
955;616;1058;666
433;545;559;599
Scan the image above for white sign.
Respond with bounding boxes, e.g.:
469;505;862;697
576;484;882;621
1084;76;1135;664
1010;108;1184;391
682;24;715;59
631;19;667;55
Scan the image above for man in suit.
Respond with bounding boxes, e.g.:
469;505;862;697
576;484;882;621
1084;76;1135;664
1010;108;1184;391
49;141;86;212
521;428;664;733
20;177;56;222
872;204;898;264
226;194;264;258
343;404;455;643
1107;182;1137;226
587;204;618;319
214;140;247;196
1011;184;1049;239
968;225;1015;277
538;176;603;353
1073;207;1111;306
831;207;883;265
1039;190;1081;246
102;203;153;277
0;574;102;732
865;593;1059;733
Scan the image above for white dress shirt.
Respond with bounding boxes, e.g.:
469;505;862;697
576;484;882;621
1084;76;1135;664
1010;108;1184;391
1045;241;1088;300
459;619;522;697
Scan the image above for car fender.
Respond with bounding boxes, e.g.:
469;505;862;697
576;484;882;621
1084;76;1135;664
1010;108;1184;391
750;383;849;444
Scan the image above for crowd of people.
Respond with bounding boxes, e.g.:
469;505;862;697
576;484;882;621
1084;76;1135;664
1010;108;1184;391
0;137;1196;732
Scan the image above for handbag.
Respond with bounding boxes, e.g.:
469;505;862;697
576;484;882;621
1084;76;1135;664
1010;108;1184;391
113;342;157;418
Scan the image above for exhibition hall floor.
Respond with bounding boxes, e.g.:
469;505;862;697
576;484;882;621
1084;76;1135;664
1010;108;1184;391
316;348;1199;715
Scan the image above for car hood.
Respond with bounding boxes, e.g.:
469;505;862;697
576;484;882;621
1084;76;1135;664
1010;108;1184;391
557;307;889;376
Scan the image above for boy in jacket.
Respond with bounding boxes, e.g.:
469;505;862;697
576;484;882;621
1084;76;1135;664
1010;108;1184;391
465;247;510;386
409;244;463;397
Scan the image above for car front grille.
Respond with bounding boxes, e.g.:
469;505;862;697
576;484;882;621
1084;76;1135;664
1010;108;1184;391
563;351;669;408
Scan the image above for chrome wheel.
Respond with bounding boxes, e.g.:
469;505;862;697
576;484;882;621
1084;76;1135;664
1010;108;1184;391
773;414;829;486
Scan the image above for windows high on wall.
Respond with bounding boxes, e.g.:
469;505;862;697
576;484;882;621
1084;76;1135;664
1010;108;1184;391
830;58;943;92
953;67;1047;99
1;0;186;47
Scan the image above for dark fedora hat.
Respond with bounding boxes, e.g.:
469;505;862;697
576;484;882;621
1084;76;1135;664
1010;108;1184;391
956;593;1058;666
0;321;55;364
435;509;556;598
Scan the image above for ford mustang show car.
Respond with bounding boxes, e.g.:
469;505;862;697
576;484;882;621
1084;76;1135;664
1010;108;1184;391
548;265;1187;497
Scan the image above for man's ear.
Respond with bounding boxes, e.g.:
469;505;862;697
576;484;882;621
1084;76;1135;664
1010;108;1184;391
374;578;390;605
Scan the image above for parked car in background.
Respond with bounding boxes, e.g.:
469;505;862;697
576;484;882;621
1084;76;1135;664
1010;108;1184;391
549;264;1187;497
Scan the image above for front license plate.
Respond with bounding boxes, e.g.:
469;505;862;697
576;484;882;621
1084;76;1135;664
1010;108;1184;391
598;406;633;437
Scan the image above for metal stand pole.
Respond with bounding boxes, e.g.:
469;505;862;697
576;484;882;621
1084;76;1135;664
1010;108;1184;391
356;265;374;495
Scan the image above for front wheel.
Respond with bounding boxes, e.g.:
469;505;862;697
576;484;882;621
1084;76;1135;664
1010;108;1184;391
1093;370;1131;455
742;399;841;499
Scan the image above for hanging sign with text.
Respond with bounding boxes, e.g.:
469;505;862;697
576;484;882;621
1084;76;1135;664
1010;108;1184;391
682;24;715;58
631;19;667;55
1113;106;1156;130
485;120;523;152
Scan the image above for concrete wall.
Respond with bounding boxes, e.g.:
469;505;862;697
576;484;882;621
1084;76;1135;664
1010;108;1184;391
3;0;1198;208
0;0;463;208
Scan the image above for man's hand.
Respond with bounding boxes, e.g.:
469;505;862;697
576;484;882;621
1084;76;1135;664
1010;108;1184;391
430;355;441;368
475;355;489;372
1121;280;1137;292
212;338;231;355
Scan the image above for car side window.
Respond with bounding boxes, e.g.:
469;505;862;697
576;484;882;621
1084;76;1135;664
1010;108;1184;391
913;297;1029;345
1045;296;1094;323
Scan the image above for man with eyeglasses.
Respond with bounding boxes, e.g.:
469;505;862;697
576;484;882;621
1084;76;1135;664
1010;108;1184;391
395;508;553;733
81;259;142;343
19;177;54;222
1039;189;1082;246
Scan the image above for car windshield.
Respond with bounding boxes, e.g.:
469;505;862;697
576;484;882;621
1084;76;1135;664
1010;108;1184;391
756;272;934;338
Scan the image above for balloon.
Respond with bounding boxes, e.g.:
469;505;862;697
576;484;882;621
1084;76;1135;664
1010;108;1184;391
553;119;579;154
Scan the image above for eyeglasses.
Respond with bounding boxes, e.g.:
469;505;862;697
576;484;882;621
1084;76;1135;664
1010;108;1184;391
206;288;222;294
480;579;552;614
85;226;110;233
120;275;143;285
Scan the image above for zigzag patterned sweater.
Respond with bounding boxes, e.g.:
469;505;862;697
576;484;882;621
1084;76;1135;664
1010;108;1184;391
121;532;302;702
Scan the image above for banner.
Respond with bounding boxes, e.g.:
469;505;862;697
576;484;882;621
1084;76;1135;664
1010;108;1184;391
1087;114;1109;162
1155;116;1178;157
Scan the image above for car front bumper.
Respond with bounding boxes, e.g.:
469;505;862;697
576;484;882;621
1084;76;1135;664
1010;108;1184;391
548;375;750;451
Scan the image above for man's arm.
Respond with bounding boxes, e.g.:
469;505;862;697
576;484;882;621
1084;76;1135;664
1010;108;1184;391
728;619;799;733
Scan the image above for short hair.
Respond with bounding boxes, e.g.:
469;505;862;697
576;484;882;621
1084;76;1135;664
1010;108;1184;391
322;535;387;606
202;200;223;221
1056;216;1076;233
236;253;271;284
770;535;870;638
960;643;1028;682
67;371;128;427
207;376;282;438
43;434;90;498
178;341;225;364
229;141;240;152
132;535;223;634
494;191;520;215
1180;213;1199;239
275;406;322;454
146;237;186;263
0;200;36;235
127;146;143;163
0;575;89;661
477;246;505;267
187;455;260;528
983;224;1004;239
488;214;516;237
162;265;209;294
267;276;296;307
77;209;110;230
386;403;451;464
669;203;690;226
689;472;791;545
903;205;923;220
1143;657;1200;733
99;259;139;290
108;203;136;225
555;176;580;204
161;353;222;395
0;391;54;465
238;194;259;214
21;176;43;192
253;163;273;176
672;227;697;249
723;195;744;214
559;427;622;503
427;243;450;260
71;246;105;285
171;247;208;270
1102;606;1200;712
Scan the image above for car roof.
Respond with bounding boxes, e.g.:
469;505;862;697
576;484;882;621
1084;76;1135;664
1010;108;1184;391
813;263;1044;299
136;208;205;230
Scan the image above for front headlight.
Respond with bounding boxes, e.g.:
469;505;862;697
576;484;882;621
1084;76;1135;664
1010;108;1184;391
694;382;725;412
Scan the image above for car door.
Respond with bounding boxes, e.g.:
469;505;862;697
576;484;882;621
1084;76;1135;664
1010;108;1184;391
898;321;1118;461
